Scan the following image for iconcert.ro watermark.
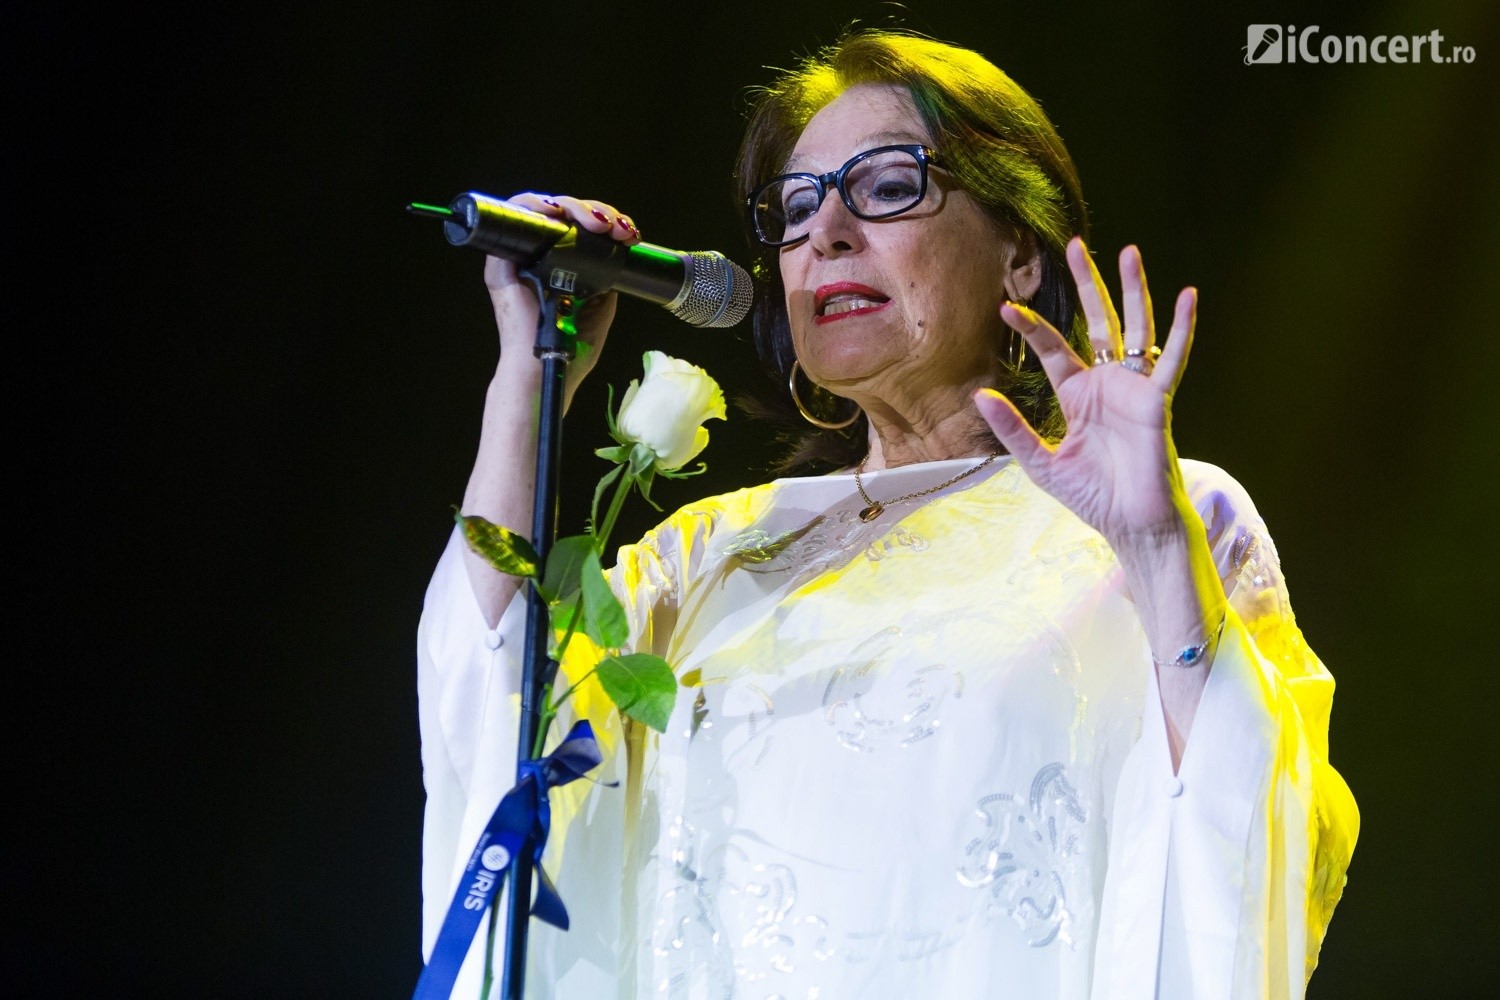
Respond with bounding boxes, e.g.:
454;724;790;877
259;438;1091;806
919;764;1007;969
1244;25;1477;65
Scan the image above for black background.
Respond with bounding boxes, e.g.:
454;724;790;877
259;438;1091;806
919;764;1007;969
10;0;1498;996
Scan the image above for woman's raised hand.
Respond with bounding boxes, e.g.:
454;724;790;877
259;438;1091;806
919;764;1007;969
973;237;1199;547
486;193;642;402
459;194;640;623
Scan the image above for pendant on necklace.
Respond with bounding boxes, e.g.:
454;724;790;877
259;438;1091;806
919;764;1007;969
859;503;885;522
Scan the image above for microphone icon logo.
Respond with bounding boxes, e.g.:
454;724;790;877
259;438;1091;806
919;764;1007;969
1244;25;1284;64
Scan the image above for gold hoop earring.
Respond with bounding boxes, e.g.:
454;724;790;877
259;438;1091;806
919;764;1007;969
1006;297;1030;369
789;360;859;430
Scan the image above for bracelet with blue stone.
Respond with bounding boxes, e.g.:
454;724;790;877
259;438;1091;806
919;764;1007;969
1153;612;1226;669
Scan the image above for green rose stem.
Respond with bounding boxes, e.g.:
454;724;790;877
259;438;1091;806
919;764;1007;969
528;464;636;760
532;645;579;759
592;466;636;560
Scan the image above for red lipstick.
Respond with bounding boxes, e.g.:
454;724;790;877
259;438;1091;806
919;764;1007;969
813;282;892;325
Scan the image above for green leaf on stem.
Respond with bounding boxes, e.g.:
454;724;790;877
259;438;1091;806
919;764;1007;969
580;548;629;649
541;534;595;603
547;594;583;660
602;383;625;446
635;467;663;512
595;653;677;732
455;511;538;578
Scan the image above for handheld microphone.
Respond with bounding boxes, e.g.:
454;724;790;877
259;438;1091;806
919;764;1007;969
408;193;753;328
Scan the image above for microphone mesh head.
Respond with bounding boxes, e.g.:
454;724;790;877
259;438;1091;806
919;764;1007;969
669;252;754;328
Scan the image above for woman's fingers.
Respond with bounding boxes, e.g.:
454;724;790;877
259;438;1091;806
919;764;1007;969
1066;239;1187;386
509;192;641;244
1066;237;1123;360
1151;287;1197;393
487;192;641;299
1118;244;1163;377
485;192;632;369
1000;301;1086;390
1118;244;1155;354
973;387;1051;470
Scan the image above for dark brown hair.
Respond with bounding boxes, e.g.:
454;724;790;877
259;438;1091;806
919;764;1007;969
733;29;1091;474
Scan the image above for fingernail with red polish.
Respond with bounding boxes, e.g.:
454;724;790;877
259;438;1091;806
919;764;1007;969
591;209;611;224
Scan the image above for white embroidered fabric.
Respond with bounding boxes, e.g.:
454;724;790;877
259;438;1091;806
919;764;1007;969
417;457;1356;999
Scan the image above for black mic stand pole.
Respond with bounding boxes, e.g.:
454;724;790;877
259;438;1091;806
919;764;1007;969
499;272;576;1000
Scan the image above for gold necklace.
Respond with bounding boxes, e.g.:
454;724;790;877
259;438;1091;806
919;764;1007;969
853;452;1001;522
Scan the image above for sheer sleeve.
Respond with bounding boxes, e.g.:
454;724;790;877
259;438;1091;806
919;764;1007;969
415;518;684;998
1091;462;1359;999
417;526;527;962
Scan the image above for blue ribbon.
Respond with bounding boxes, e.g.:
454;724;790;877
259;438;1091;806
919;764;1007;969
412;720;608;1000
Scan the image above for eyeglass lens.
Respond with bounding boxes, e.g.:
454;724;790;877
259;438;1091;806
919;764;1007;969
755;147;926;245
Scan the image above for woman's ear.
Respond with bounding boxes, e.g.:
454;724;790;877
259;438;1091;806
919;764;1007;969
1002;230;1043;302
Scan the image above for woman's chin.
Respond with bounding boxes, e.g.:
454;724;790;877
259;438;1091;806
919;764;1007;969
800;356;903;395
798;328;904;377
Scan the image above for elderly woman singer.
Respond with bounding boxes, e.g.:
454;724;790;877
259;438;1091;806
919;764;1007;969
417;29;1358;1000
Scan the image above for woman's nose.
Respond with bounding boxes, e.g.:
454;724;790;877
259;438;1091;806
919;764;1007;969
805;191;864;257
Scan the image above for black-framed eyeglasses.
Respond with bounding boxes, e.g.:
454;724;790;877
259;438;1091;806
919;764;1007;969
747;144;941;247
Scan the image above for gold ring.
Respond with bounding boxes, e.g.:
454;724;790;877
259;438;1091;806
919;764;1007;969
1121;347;1157;375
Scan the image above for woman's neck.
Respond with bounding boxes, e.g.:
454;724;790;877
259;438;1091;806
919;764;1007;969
858;380;999;470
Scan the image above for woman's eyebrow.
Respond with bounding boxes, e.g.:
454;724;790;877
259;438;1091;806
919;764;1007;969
783;130;929;172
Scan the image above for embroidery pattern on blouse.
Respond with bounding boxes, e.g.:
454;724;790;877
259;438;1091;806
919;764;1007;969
862;524;929;561
723;508;890;581
956;762;1088;947
1002;534;1114;592
652;831;834;998
821;625;963;752
1227;519;1309;665
841;922;970;964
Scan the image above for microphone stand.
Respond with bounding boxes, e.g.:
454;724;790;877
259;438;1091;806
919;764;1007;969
409;191;745;996
408;197;598;998
499;271;576;1000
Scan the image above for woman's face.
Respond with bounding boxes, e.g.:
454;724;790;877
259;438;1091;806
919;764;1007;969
779;83;1029;409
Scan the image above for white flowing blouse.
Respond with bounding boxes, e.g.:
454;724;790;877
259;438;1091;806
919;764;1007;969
418;457;1357;999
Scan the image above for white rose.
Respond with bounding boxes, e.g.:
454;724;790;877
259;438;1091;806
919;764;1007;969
616;351;726;471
